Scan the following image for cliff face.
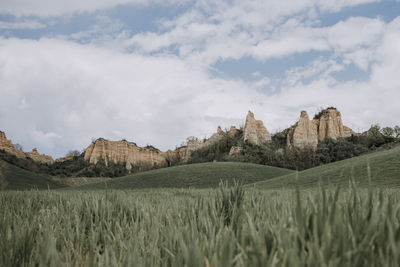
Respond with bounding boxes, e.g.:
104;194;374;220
0;131;26;158
287;108;354;149
0;131;54;164
243;111;271;145
84;138;168;171
27;148;54;164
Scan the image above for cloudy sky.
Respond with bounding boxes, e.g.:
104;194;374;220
0;0;399;158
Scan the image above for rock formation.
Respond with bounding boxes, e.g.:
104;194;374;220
0;131;26;158
84;138;168;171
0;131;54;164
55;156;74;163
317;108;353;141
244;111;271;145
227;126;238;138
287;108;354;149
27;148;54;165
286;111;319;149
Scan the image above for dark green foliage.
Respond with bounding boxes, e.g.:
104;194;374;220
0;150;130;178
317;138;368;164
313;106;337;120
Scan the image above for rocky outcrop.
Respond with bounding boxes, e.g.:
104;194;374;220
27;148;54;165
244;111;271;145
84;138;168;171
0;131;26;158
286;111;319;149
317;108;353;141
207;126;225;144
0;131;54;164
55;155;74;163
287;108;354;149
227;126;238;138
165;126;228;164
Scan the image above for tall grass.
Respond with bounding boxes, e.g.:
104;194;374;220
1;184;400;266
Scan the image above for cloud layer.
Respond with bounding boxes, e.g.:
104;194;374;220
0;0;399;158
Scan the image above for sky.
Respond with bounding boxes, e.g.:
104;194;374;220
0;0;400;158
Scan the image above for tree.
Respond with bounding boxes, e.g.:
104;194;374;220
394;126;400;138
381;127;395;138
366;124;385;148
66;150;81;157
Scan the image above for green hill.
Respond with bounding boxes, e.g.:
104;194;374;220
253;146;400;190
76;162;294;190
0;160;66;190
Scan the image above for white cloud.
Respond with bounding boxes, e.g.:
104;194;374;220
0;38;274;157
0;0;399;158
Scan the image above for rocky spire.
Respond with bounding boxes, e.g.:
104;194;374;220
287;108;354;149
243;111;271;145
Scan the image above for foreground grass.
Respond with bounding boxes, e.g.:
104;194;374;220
2;184;400;266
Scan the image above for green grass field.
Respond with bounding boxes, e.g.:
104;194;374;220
76;162;294;190
2;147;400;266
254;146;400;190
2;185;400;266
0;160;66;190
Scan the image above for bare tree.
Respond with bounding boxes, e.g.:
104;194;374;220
394;126;400;138
66;150;81;157
14;143;23;151
381;127;395;138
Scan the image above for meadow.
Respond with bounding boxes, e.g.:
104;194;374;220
2;183;400;266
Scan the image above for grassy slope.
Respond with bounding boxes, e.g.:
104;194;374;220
253;146;400;190
0;160;66;190
76;162;294;190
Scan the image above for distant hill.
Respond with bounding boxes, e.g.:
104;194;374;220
0;160;66;190
75;162;294;190
252;146;400;190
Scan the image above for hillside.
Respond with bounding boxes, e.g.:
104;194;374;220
0;160;66;190
253;146;400;190
76;162;294;189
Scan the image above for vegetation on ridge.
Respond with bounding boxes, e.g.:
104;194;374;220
74;162;293;190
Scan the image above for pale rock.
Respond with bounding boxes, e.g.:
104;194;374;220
287;108;354;149
227;126;238;138
55;155;74;163
0;131;25;158
287;111;319;149
84;138;168;171
317;108;354;141
27;148;54;164
244;111;271;145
